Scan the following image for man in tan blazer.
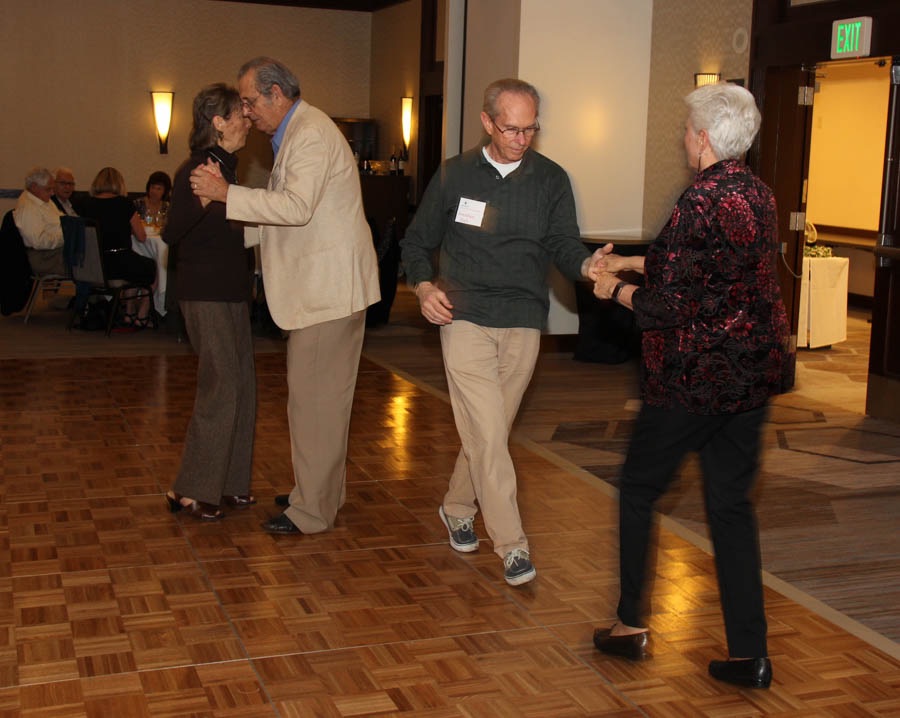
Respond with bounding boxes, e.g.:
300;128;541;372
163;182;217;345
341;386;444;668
191;56;380;534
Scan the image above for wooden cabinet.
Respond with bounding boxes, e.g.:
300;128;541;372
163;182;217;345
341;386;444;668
359;174;411;325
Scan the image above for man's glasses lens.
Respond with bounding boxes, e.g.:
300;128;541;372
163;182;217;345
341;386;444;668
491;119;540;138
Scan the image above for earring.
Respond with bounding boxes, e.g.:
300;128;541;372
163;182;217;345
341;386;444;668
697;146;703;173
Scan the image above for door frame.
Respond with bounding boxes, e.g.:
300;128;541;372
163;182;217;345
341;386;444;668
750;0;900;420
866;60;900;420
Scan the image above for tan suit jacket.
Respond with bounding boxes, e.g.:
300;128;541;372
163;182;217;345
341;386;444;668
226;100;379;330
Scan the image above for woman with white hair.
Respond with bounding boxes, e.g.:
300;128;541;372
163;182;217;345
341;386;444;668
590;83;791;690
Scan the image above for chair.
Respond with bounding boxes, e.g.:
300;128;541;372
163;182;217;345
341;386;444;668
0;209;33;317
24;272;71;323
0;209;72;322
61;215;155;336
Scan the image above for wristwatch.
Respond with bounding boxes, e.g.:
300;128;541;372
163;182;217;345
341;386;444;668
611;280;629;303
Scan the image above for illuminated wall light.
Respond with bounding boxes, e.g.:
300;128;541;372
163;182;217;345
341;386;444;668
151;91;174;154
694;73;721;88
401;97;413;157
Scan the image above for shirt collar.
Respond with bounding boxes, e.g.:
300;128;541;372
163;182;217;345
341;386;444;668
272;100;301;156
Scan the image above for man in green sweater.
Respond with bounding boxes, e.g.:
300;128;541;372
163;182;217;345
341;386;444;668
401;78;607;586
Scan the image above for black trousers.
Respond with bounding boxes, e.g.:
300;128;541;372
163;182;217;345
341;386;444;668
617;402;769;658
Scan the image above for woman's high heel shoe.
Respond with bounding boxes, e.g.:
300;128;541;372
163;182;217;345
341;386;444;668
166;491;224;521
222;495;257;508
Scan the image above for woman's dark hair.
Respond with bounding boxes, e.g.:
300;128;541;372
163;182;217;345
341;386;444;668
145;170;172;200
189;83;242;151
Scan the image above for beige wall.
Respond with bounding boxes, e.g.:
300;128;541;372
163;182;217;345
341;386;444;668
371;0;420;171
517;0;653;332
0;0;371;213
643;0;754;236
462;0;521;151
807;59;890;231
519;0;653;239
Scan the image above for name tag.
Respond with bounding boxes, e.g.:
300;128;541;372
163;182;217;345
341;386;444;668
455;197;487;227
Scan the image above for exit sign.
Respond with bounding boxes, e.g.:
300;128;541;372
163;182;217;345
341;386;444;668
831;16;873;59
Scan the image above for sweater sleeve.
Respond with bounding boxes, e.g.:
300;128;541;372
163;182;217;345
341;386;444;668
163;160;207;247
400;167;446;285
542;170;589;281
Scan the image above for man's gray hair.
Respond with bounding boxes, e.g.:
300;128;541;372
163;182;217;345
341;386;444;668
24;167;53;189
482;78;541;119
685;83;761;160
53;166;75;179
238;56;301;101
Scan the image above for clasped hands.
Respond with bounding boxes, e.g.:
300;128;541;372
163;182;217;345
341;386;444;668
585;243;629;300
189;159;228;207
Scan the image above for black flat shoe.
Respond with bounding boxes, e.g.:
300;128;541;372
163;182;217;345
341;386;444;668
592;626;649;661
708;657;772;689
222;495;257;508
274;494;290;507
262;512;301;534
166;492;224;521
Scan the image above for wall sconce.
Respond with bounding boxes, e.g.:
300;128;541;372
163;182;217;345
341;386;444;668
150;91;174;154
694;73;721;88
401;97;413;158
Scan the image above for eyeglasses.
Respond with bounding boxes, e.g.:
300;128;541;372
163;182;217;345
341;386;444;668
241;93;264;110
490;118;540;139
56;181;75;187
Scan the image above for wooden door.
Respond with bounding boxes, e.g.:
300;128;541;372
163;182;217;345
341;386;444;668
754;65;816;389
867;61;900;421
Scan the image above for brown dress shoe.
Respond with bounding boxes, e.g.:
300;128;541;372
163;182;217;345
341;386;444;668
592;626;649;661
222;495;257;508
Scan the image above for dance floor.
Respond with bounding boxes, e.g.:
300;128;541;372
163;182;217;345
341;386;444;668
0;289;898;716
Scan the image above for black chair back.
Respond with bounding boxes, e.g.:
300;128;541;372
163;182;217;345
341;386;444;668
0;210;34;316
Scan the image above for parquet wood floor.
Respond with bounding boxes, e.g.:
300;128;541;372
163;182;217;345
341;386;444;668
0;291;898;716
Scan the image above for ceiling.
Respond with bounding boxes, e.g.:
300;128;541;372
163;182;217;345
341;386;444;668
218;0;409;11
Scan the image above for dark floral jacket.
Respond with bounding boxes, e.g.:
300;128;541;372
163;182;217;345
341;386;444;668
632;159;791;415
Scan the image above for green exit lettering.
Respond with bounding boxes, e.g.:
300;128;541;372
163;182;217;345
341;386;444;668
837;21;861;54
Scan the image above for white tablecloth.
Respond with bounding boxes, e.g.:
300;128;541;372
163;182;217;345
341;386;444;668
797;256;848;348
132;227;167;316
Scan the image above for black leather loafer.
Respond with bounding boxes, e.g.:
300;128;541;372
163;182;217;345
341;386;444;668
274;494;290;507
592;627;649;661
261;512;301;534
708;657;772;689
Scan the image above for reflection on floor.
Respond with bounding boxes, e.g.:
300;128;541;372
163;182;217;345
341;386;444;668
0;289;897;715
365;295;900;648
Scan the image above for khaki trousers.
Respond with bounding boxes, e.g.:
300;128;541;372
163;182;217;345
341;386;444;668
440;321;540;557
26;247;67;276
284;310;366;533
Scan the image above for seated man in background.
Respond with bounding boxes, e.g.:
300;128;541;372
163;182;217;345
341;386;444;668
52;167;80;217
13;167;67;276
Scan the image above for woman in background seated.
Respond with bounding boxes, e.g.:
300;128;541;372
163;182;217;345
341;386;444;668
134;171;172;229
80;167;156;327
162;83;256;521
133;171;173;319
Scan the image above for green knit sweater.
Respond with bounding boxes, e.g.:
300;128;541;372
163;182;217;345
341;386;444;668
401;146;589;330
